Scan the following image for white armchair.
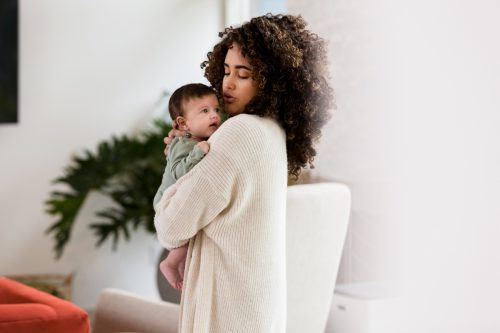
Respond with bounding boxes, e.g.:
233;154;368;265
92;182;351;333
92;288;179;333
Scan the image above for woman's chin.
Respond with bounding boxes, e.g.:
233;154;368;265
226;107;244;116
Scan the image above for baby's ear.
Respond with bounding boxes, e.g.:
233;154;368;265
175;116;188;130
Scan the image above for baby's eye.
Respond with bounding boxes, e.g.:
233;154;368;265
214;107;220;113
201;108;209;113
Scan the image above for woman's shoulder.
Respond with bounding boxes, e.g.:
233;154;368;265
225;113;268;124
220;114;282;136
209;114;285;154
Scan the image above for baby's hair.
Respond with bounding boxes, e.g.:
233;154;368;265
202;14;334;178
168;83;217;127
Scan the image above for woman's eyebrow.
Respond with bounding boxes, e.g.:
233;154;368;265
224;63;252;71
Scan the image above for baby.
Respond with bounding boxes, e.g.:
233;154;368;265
154;83;221;289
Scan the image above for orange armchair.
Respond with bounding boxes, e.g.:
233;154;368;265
0;276;89;333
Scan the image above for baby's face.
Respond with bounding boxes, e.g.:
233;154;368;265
182;94;221;140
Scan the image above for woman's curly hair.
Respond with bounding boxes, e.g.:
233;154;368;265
202;13;334;179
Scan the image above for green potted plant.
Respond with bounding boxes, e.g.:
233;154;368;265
45;119;171;259
45;119;184;302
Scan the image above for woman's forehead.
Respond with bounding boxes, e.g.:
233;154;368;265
224;44;252;68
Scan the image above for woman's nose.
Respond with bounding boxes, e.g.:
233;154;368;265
223;76;235;90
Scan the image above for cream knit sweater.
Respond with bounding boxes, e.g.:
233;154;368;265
155;114;288;333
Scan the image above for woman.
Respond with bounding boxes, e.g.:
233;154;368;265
154;13;333;332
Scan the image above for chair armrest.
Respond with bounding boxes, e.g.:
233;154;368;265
0;277;89;333
0;303;57;321
92;289;179;333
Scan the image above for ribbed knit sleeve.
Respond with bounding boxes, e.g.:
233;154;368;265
154;172;230;249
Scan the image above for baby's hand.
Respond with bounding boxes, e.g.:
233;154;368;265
196;141;210;154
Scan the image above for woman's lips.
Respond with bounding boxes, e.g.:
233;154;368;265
223;94;235;104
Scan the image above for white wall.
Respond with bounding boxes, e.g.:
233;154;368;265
288;0;403;285
392;1;500;331
290;0;500;331
0;0;222;310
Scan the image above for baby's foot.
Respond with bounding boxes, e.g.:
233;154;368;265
160;259;183;290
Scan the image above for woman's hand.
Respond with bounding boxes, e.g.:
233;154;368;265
164;127;186;155
196;141;210;154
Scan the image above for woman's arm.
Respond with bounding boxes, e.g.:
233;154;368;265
154;131;236;249
154;166;231;249
154;114;266;249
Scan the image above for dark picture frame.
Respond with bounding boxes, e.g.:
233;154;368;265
0;0;18;124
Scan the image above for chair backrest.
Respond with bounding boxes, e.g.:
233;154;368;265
286;183;351;333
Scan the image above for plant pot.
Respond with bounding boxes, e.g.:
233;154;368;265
156;249;182;304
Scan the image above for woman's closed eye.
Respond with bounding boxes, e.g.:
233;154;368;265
224;71;250;79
